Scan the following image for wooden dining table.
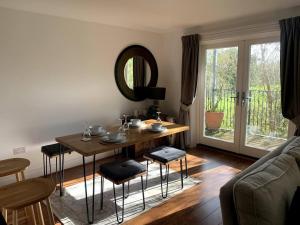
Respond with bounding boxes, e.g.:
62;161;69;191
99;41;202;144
55;119;189;224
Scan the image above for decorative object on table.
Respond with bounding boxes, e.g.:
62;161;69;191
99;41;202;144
147;87;166;119
50;161;200;225
90;125;107;136
100;132;127;144
146;122;167;133
81;123;92;141
144;146;188;198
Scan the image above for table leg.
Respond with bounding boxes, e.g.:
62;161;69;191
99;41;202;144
12;210;18;225
82;155;96;224
59;144;65;196
36;203;45;225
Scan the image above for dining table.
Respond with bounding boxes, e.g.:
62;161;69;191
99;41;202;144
55;119;189;224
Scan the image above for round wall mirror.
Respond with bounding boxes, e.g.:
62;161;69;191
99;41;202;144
115;45;158;101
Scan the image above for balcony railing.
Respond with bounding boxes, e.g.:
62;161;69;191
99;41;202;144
205;89;288;138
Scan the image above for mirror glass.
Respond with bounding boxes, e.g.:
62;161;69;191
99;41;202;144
124;56;151;90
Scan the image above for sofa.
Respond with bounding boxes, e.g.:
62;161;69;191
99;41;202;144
220;136;300;225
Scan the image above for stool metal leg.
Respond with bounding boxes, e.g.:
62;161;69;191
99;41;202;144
161;165;168;181
145;160;149;189
185;156;188;178
49;157;52;178
141;176;145;210
100;176;104;210
113;183;125;224
160;164;169;198
180;159;183;189
125;181;130;199
45;155;48;177
43;154;46;177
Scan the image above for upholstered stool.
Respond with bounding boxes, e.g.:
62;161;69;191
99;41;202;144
144;146;188;198
99;160;146;223
0;178;56;225
41;143;72;178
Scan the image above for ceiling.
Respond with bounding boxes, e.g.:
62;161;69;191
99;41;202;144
0;0;299;33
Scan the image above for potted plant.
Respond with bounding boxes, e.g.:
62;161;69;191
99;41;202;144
205;90;224;130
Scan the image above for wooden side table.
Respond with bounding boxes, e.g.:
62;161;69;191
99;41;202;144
0;158;30;223
0;178;56;225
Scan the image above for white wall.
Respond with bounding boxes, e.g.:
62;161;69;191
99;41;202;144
0;7;165;185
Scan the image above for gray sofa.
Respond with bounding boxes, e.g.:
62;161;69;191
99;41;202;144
220;136;300;225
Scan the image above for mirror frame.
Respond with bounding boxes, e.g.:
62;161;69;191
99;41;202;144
115;45;158;101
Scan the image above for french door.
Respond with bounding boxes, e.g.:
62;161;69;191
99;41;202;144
198;37;292;158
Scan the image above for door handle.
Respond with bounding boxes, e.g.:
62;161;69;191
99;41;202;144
242;92;251;106
230;91;240;105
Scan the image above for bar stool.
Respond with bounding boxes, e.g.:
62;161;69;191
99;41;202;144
99;159;146;223
0;158;30;222
0;178;56;225
143;146;188;198
41;143;72;178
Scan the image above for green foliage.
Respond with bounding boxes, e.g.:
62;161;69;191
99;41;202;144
204;43;288;139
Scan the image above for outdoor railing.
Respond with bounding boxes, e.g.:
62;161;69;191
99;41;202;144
205;89;288;138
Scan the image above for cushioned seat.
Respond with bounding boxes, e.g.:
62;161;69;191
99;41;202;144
144;146;186;163
99;159;146;223
41;143;72;157
99;159;146;183
143;146;188;198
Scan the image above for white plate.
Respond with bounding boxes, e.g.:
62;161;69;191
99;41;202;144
147;126;167;133
100;135;127;143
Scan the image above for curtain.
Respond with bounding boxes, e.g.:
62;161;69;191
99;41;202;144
177;34;200;148
133;56;146;88
280;17;300;136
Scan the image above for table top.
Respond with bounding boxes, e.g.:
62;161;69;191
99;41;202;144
56;120;189;156
0;158;30;177
0;178;55;210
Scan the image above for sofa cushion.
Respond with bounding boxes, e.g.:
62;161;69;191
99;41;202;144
233;153;300;225
283;137;300;166
219;137;297;225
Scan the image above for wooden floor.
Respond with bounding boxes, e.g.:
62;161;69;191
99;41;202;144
12;145;255;225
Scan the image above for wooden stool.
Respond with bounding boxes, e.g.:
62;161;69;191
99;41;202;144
0;158;30;222
0;178;56;225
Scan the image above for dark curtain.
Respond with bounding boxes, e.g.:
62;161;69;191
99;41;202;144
280;17;300;135
133;56;146;88
177;34;200;148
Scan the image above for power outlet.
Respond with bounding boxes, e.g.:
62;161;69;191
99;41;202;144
13;147;26;155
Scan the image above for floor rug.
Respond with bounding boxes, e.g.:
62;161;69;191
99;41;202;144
50;161;201;225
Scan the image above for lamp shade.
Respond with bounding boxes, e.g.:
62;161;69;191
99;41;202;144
147;87;166;100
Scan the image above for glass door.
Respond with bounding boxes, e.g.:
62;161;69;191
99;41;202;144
240;39;289;157
199;38;291;157
199;43;242;153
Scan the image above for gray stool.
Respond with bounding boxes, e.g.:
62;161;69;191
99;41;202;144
99;159;146;223
144;146;188;198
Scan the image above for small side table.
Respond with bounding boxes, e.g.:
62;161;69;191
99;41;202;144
0;158;30;223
